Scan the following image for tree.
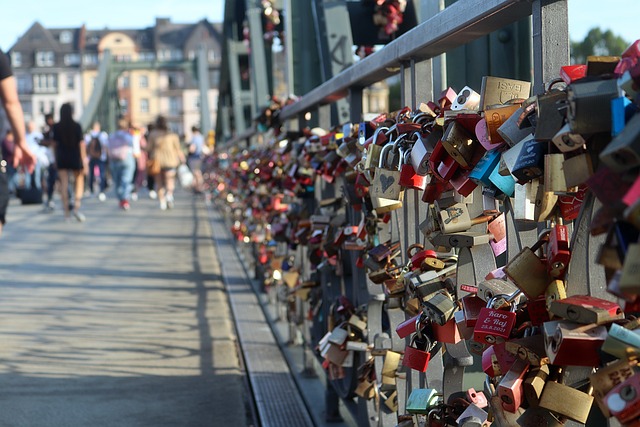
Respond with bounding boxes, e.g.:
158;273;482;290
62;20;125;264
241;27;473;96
571;27;629;64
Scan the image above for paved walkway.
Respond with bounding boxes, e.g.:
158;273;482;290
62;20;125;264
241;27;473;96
0;189;252;427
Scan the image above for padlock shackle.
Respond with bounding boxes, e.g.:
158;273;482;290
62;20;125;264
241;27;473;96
407;243;425;259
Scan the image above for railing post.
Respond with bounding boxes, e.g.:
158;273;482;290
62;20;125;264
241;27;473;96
532;0;569;95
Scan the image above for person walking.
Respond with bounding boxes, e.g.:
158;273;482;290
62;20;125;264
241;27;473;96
146;116;185;210
85;121;108;201
52;103;86;222
107;118;135;211
40;113;58;212
187;125;207;194
0;48;36;234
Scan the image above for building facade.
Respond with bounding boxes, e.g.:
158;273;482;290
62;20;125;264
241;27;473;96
10;18;221;140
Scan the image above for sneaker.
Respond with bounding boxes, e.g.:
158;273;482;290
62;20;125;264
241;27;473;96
121;200;130;211
149;190;157;200
166;195;174;209
98;192;106;202
131;192;138;202
73;211;86;222
160;200;167;210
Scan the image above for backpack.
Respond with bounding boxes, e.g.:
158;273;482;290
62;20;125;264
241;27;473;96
87;135;102;160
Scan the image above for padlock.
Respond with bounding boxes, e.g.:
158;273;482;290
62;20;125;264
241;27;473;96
534;86;567;142
538;380;594;424
558;184;587;221
469;149;502;187
476;118;502;151
396;313;425;339
436;202;494;234
407;244;435;271
441;121;477;168
422;290;456;326
410;129;440;175
511;138;547;183
560;64;587;84
467;388;488;409
601;323;640;360
489;395;525;427
456;404;488;427
485;104;520;146
497;107;534;148
562;152;594;188
452;86;481;110
449;168;478;197
369;140;404;214
610;95;635;137
431;316;461;344
526;297;551;327
489;161;516;197
462;294;487;328
499;135;529;176
430;232;494;250
505;334;548;366
363;142;383;170
516;407;565;427
399;150;427;190
455;310;475;341
498;359;530;413
586;54;620;76
543;153;567;195
544;279;567;314
474;295;517;345
590;358;638;417
479;76;531;111
543;320;608;366
402;333;432;372
546;223;570;279
504;237;551;299
600;112;640;173
406;388;439;414
567;77;620;134
549;294;623;325
551;123;586;152
523;364;550;407
620;243;640;294
482;341;517;377
605;372;640;424
477;278;520;303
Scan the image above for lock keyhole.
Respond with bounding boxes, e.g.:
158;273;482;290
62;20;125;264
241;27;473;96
566;306;579;320
620;385;637;402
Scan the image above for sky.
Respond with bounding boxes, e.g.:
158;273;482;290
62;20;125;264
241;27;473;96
0;0;637;52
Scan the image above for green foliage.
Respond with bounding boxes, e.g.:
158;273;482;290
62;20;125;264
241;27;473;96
571;27;629;64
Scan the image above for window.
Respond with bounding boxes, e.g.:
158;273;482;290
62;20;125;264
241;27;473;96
39;101;45;113
119;75;130;89
60;31;72;44
140;98;149;113
208;50;217;62
188;50;196;60
139;75;148;88
11;52;21;67
33;74;58;92
119;98;128;114
49;101;55;113
35;51;55;67
64;53;81;66
194;96;201;109
139;51;155;62
169;97;180;115
17;75;31;94
67;74;74;90
158;49;170;61
83;53;98;65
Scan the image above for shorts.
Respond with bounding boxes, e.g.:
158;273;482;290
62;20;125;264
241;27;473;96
187;157;202;172
0;169;9;225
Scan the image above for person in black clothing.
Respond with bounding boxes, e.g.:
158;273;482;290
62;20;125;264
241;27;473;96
52;102;86;222
0;48;36;234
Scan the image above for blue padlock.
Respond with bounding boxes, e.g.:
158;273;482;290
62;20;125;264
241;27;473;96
510;138;547;183
470;149;502;187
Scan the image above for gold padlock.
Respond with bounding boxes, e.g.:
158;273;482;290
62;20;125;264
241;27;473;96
538;380;594;424
504;235;551;299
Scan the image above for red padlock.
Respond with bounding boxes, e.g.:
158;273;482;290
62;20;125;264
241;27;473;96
407;243;437;271
526;297;551;326
449;168;478;197
497;359;529;413
396;313;424;339
402;334;432;372
467;388;488;409
481;341;517;378
462;294;486;328
429;140;459;181
432;318;462;344
474;295;517;345
399;159;427;190
549;294;623;324
560;64;587;84
547;224;571;279
558;184;587;222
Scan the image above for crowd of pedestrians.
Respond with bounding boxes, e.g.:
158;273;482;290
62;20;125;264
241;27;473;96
0;47;210;234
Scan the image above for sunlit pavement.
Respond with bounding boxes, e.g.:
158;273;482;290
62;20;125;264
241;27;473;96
0;189;252;426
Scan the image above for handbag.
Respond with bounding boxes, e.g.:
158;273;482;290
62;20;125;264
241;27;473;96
177;164;194;188
147;158;160;175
